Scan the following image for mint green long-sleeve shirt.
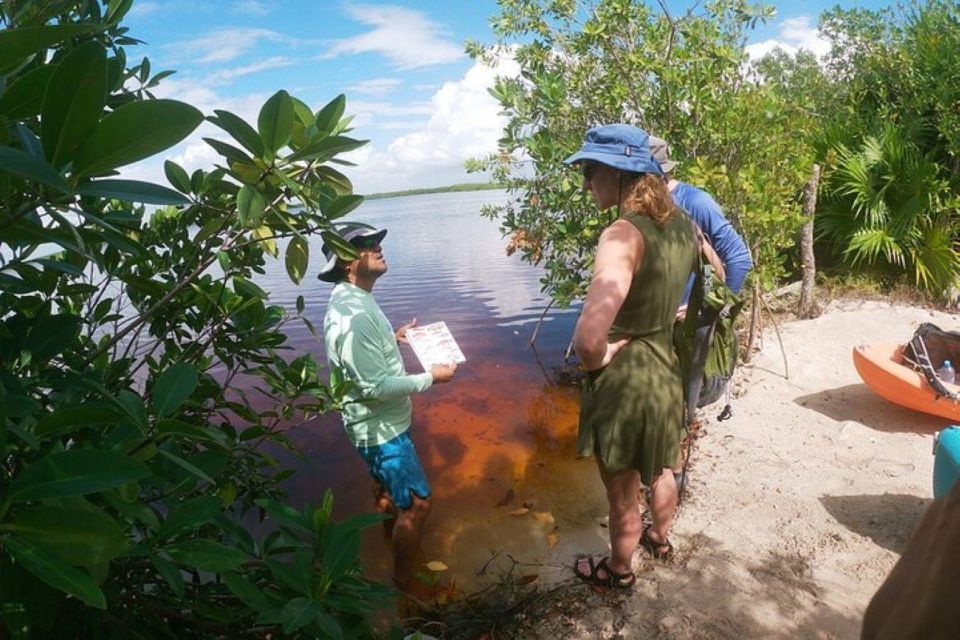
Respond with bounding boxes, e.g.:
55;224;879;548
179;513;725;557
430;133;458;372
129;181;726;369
323;282;433;447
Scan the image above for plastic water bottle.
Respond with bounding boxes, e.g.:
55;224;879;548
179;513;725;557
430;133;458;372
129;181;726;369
939;360;956;384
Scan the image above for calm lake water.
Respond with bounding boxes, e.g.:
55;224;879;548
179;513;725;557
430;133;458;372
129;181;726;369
250;189;603;589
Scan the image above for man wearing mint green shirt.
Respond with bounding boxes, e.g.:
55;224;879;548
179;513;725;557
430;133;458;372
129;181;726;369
319;222;456;597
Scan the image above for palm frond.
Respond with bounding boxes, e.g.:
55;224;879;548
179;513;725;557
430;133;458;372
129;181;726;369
844;228;903;267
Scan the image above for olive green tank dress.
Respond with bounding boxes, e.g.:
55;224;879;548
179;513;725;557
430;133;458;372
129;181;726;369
578;210;696;486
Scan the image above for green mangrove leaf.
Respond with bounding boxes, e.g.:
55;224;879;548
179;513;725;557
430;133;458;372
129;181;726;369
35;403;125;439
322;525;360;579
210;109;264;157
281;597;322;634
156;449;215;485
314;94;346;134
258;89;293;155
316;165;353;195
252;225;278;257
106;0;135;24
165;539;248;572
151;554;185;599
203;137;252;165
0;146;69;192
233;276;270;300
8;449;150;502
286;135;367;163
157;496;222;539
74;99;203;178
163;160;191;193
151;363;199;418
315;612;344;640
0;24;100;74
156;419;228;445
285;236;308;285
222;571;272;612
237;185;266;228
0;65;56;119
325;194;364;220
8;505;128;565
41;40;107;168
24;313;81;362
77;179;190;205
4;536;106;609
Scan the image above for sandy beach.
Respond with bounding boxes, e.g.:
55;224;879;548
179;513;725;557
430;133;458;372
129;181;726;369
473;300;955;639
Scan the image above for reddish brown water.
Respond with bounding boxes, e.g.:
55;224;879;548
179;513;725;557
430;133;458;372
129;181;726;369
251;190;601;589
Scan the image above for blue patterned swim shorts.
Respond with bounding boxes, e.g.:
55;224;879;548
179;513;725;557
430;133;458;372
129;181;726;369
355;431;431;510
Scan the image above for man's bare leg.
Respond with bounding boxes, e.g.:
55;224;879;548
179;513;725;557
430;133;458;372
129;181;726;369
372;480;397;538
391;493;431;593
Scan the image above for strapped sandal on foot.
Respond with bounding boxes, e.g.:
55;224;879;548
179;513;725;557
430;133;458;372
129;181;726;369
573;555;636;589
639;525;674;560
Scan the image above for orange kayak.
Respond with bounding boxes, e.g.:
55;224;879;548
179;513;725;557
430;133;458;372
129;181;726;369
852;343;960;421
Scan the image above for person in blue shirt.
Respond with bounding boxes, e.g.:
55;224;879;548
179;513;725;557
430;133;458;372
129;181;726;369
649;136;753;303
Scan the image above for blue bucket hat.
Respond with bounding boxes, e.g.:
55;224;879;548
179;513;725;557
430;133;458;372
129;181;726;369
564;124;663;176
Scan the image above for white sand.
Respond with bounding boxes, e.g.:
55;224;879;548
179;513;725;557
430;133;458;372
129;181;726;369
514;301;955;639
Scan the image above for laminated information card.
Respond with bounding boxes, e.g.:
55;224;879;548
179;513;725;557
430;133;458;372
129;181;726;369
404;321;466;372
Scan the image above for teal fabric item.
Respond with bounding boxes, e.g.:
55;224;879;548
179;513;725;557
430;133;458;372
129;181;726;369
356;431;431;510
323;282;433;447
934;426;960;499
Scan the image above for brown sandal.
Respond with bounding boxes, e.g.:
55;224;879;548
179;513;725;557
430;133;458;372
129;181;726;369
639;525;674;560
573;555;636;589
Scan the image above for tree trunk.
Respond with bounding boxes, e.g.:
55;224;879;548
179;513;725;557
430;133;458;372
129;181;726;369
797;163;821;319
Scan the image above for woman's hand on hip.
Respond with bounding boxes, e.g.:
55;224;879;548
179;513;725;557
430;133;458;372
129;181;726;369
597;338;631;369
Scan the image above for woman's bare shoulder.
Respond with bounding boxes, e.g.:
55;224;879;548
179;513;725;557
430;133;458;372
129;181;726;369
600;218;644;245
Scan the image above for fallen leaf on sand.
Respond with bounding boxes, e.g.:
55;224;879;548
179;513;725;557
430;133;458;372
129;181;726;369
546;532;560;547
516;574;539;586
532;511;555;526
425;561;448;572
509;507;530;516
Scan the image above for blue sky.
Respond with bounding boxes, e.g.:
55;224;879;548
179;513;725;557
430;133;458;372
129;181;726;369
122;0;895;193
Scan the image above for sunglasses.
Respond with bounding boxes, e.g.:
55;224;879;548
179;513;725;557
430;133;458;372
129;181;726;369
581;161;600;182
352;236;381;251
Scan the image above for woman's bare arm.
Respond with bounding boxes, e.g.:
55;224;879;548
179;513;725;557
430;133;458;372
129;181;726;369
574;219;643;370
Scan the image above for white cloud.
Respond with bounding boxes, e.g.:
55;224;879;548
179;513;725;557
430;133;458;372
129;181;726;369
235;0;270;16
208;56;294;85
325;5;464;69
343;55;521;192
346;99;432;129
167;28;285;64
121;55;520;196
346;77;402;96
745;16;830;60
129;2;159;18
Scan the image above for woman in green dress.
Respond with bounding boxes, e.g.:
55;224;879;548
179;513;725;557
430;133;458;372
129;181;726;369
567;124;697;588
